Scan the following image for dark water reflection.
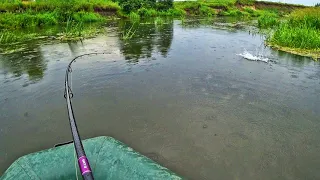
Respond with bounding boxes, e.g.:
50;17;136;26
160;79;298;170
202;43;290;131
118;19;173;61
1;19;320;180
0;44;46;82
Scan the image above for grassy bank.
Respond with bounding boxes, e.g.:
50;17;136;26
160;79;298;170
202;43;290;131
0;0;119;29
259;7;320;59
0;0;119;43
1;0;315;59
0;0;304;29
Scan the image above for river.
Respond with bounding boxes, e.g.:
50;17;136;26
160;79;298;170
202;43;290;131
1;19;320;179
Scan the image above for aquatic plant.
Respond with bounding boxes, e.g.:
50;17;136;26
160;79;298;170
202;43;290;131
0;31;38;44
154;17;164;25
129;11;140;20
121;23;137;40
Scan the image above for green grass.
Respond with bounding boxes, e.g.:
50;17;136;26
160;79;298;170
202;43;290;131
0;31;38;44
129;11;140;20
266;7;320;53
269;23;320;50
121;23;137;40
154;17;164;25
236;0;255;6
258;12;279;28
72;11;104;23
200;0;236;7
288;7;320;29
0;0;112;29
137;8;157;17
0;0;120;13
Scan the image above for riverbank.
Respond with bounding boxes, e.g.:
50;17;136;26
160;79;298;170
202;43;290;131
259;7;320;60
1;0;318;59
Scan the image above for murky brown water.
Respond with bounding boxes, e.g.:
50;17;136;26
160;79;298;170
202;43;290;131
1;19;320;179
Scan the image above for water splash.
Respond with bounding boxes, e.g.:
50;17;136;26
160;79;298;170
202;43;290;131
238;50;269;63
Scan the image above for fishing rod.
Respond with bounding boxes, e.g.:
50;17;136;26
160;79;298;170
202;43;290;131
64;53;108;180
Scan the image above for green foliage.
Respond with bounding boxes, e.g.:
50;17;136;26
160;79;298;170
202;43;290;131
316;3;320;7
0;12;59;29
237;0;254;5
288;8;320;29
166;8;186;17
227;9;243;16
0;0;117;29
154;17;164;25
116;0;172;13
129;11;140;20
0;10;104;29
174;1;216;16
267;7;320;50
199;5;216;16
202;0;236;7
0;0;22;12
137;7;157;17
243;7;254;13
0;31;34;44
156;0;173;11
174;1;201;13
121;23;137;40
258;13;279;28
269;23;320;50
0;0;120;13
72;11;103;23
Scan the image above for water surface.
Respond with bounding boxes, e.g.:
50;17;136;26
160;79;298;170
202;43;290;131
1;19;320;180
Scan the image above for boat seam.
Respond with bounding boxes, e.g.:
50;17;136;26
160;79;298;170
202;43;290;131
16;160;40;180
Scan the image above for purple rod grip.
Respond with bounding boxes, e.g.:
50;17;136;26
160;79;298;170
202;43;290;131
78;156;92;175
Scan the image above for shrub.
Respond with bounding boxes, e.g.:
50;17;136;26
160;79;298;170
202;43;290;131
228;9;243;16
117;0;156;13
167;8;186;16
137;7;157;17
156;0;173;11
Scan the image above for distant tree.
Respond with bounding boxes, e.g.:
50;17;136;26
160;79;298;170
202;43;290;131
316;3;320;7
